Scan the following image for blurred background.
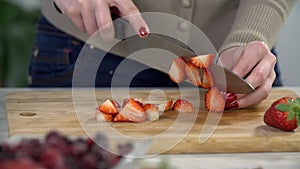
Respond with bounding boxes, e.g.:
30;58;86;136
0;0;299;87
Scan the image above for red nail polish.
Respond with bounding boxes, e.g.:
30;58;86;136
139;27;148;37
226;93;237;104
225;102;239;110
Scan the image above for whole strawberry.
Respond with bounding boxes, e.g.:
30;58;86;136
264;97;300;131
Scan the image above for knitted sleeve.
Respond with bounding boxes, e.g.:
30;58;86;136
219;0;296;53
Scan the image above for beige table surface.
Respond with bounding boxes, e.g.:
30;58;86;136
1;87;300;169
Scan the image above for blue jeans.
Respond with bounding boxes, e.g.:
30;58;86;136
29;16;177;87
29;16;282;87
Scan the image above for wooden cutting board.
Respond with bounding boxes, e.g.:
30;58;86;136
5;88;300;154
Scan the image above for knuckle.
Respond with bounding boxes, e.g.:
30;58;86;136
261;85;271;100
253;69;266;84
249;41;269;54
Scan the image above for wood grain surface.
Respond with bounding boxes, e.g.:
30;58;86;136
5;88;300;154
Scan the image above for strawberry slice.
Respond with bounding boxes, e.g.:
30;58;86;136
191;54;214;68
201;68;214;89
98;99;119;114
113;113;132;122
173;99;195;113
143;104;160;121
264;97;300;131
157;100;173;112
168;57;186;83
119;98;146;122
205;87;225;112
122;98;143;107
185;61;202;86
95;108;113;122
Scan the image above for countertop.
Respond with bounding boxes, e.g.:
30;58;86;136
1;87;300;169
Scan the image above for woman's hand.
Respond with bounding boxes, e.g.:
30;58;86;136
54;0;149;40
219;41;277;109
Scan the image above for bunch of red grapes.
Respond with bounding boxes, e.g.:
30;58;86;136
0;131;132;169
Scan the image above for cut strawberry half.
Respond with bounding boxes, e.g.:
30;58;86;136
95;108;113;122
168;57;186;83
157;100;173;112
205;87;225;112
98;99;119;114
143;104;160;121
201;68;214;89
122;98;143;107
185;61;202;86
191;54;214;68
173;99;195;113
119;98;146;122
113;113;132;122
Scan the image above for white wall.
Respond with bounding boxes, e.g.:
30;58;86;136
276;0;300;86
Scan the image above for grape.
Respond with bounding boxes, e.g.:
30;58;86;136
0;131;132;169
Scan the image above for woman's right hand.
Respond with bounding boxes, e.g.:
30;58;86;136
54;0;149;41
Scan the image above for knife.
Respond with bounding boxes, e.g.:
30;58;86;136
120;33;255;94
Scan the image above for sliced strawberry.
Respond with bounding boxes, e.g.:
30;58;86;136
205;87;225;112
173;99;195;113
264;97;300;131
201;68;214;89
113;113;132;122
98;99;119;114
168;57;186;83
157;100;173;112
95;108;113;122
185;61;202;86
111;100;121;108
119;98;146;122
191;54;214;68
122;98;143;107
143;104;160;121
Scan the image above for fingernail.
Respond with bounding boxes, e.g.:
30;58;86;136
226;93;237;104
225;102;239;110
139;27;149;37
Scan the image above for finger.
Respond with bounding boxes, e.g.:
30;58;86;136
244;52;276;89
235;71;276;109
94;0;115;41
61;2;86;32
114;0;149;37
231;41;269;78
80;2;98;35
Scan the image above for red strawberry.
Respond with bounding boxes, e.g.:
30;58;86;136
168;57;186;83
118;98;146;122
185;61;202;86
173;99;195;113
205;87;225;112
264;97;300;131
143;104;160;121
95;109;113;122
201;68;214;89
98;99;119;114
191;54;214;68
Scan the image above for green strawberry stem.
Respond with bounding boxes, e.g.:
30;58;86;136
275;97;300;125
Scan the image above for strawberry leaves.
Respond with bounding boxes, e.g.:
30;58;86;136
275;97;300;124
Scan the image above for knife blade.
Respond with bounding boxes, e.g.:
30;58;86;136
121;33;254;94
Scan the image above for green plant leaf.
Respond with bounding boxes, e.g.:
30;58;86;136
296;112;300;126
287;111;296;121
295;98;300;105
275;104;290;112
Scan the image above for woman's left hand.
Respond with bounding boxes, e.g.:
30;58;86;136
219;41;277;109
